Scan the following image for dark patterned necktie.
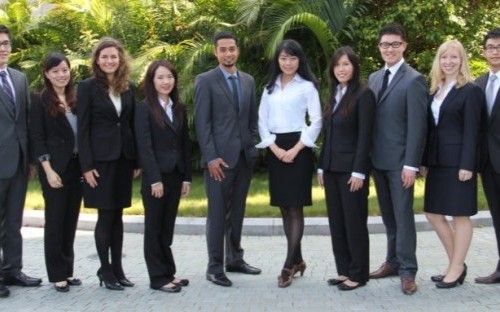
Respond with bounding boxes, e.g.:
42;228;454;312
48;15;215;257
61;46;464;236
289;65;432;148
378;69;391;101
0;70;15;113
229;75;240;112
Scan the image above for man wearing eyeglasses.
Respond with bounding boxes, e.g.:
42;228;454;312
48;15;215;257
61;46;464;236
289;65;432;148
368;23;427;295
0;24;42;299
475;28;500;285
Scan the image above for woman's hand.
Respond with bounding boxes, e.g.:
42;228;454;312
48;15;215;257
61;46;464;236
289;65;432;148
348;176;364;192
458;169;473;182
83;169;99;188
181;182;191;197
151;182;164;198
317;172;324;188
47;169;63;189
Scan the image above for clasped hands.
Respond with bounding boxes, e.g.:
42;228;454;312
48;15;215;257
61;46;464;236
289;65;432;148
420;166;473;182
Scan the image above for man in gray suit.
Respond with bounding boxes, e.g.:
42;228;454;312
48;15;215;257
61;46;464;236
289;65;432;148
368;23;427;295
0;25;41;298
194;31;261;287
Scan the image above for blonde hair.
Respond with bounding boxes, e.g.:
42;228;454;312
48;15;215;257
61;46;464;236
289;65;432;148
429;39;473;94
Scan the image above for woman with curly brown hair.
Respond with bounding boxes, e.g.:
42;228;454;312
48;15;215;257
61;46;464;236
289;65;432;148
77;37;140;291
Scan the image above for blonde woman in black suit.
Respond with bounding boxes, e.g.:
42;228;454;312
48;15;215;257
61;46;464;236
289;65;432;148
29;53;82;292
421;39;483;288
78;37;140;290
317;46;375;291
135;60;192;293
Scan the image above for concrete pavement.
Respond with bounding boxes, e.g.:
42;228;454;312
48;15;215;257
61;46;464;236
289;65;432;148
0;224;499;311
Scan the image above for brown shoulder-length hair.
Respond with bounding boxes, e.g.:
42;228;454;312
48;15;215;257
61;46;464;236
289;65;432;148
91;37;130;95
42;52;76;117
140;59;183;128
323;46;362;118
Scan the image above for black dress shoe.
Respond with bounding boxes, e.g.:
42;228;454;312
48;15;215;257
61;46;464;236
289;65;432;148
226;263;261;275
172;278;189;287
337;281;366;291
206;273;232;287
4;272;42;287
54;282;70;292
155;283;181;293
97;273;124;290
66;278;82;286
327;278;347;286
0;283;9;298
436;266;467;289
118;278;134;287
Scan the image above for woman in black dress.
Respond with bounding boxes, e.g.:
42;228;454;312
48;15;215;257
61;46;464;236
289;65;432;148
256;39;322;287
317;46;375;291
135;60;192;293
29;53;82;292
422;39;483;288
78;37;140;290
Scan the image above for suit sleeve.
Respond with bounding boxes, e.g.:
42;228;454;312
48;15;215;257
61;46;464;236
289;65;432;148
460;85;483;171
352;88;376;174
77;80;94;173
404;74;428;168
181;106;192;182
28;94;49;162
134;101;161;185
194;74;218;163
248;76;259;146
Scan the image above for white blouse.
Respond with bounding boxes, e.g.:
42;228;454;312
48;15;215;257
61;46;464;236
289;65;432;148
431;81;456;125
256;74;322;148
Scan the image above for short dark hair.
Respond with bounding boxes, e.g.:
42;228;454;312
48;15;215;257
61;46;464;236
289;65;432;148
378;23;406;42
213;31;239;47
483;28;500;47
0;24;11;41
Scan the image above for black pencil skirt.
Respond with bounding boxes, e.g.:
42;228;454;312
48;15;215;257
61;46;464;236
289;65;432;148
267;132;313;207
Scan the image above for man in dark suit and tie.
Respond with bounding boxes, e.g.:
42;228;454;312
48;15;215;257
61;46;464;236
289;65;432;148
0;24;42;298
194;31;261;287
475;28;500;284
368;23;427;295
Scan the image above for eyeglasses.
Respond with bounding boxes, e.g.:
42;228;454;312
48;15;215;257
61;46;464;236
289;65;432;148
0;40;11;48
485;44;500;53
378;41;404;49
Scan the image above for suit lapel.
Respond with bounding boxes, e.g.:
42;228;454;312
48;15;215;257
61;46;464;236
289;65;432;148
41;92;73;133
378;63;407;104
371;69;384;103
215;68;239;113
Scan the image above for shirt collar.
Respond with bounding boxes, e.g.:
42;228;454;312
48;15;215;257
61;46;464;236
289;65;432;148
385;58;405;75
158;97;173;108
275;73;302;87
219;66;239;79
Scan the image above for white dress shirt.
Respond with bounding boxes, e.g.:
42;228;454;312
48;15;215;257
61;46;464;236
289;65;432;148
159;97;173;121
109;89;122;116
256;74;322;148
431;81;456;125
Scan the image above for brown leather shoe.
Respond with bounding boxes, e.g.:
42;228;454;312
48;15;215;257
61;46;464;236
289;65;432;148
474;270;500;284
369;262;398;279
401;276;417;295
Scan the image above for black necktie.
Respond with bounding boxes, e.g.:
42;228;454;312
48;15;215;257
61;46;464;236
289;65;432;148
229;75;239;112
0;71;15;114
378;69;391;101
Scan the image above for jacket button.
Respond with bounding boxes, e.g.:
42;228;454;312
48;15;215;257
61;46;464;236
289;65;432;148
117;122;121;126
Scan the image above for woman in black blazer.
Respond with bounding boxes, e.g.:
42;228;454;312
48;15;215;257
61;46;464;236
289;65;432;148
422;40;483;288
29;53;82;292
317;46;375;291
135;60;192;293
77;37;139;290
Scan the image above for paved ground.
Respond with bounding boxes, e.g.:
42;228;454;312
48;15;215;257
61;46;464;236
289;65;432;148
1;224;499;311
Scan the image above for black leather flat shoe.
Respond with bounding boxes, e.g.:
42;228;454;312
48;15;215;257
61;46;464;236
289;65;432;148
337;281;366;291
156;283;181;293
172;279;189;287
327;278;347;286
55;282;69;292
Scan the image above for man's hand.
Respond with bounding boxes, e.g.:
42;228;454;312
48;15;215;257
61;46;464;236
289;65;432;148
208;158;229;181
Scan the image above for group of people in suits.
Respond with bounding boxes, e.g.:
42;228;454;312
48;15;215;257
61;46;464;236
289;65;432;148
1;21;500;299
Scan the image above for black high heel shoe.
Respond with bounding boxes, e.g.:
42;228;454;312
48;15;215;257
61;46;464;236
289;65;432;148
97;272;124;290
436;264;467;289
430;274;445;282
118;277;134;287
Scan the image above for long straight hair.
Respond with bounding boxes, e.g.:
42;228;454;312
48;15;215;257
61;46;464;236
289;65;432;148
265;39;318;94
141;59;183;128
324;46;362;118
42;52;76;117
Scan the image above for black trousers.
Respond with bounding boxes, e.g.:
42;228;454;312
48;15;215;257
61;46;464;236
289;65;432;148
481;162;500;272
0;161;27;276
142;171;182;289
324;171;369;283
41;158;82;282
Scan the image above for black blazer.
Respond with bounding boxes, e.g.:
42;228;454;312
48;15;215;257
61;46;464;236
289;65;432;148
77;78;137;173
29;92;77;175
134;100;192;185
476;73;500;173
422;82;483;171
318;86;376;174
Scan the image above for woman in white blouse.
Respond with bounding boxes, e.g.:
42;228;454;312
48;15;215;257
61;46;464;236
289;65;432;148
256;39;322;288
421;39;482;288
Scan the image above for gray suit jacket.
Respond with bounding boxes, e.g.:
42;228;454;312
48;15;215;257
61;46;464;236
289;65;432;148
194;67;258;168
0;67;30;178
369;63;427;170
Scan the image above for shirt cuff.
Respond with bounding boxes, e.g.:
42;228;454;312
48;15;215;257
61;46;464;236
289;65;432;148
183;181;191;185
351;172;366;179
317;168;324;174
151;182;162;187
299;131;317;148
403;165;419;172
255;134;276;149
